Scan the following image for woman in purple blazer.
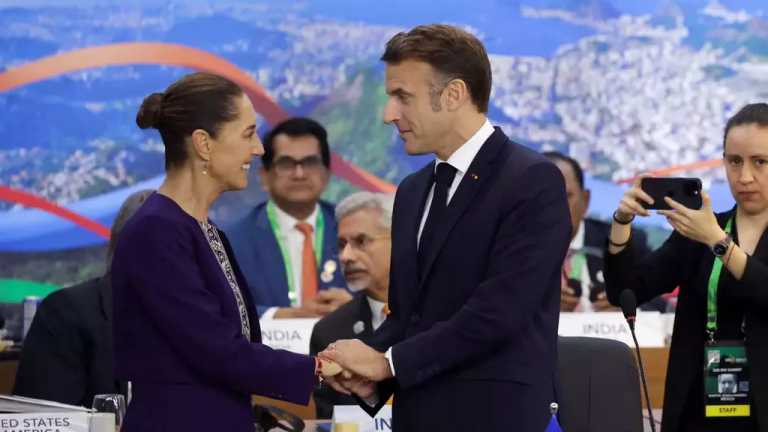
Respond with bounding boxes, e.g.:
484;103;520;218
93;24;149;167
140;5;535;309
111;73;319;432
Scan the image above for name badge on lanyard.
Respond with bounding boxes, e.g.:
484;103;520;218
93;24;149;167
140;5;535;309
703;216;750;418
704;341;750;417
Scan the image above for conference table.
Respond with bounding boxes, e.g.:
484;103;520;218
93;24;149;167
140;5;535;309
0;349;19;396
0;346;670;408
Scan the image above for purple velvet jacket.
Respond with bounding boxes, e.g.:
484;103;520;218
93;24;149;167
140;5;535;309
112;193;316;432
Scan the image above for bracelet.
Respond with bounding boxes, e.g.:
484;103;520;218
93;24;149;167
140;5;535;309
608;231;632;248
613;211;634;225
724;243;735;267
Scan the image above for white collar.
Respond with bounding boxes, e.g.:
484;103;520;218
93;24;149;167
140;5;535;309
366;296;386;318
435;119;494;174
271;201;319;233
570;220;585;250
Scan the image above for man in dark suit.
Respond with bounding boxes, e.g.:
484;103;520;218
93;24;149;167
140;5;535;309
226;118;349;318
309;191;394;418
13;189;152;407
321;25;571;431
543;152;665;313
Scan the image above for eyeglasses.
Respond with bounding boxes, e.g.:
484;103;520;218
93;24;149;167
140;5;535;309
271;155;325;175
337;233;390;252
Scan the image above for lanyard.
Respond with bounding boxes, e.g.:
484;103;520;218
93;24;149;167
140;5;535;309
266;201;325;305
569;251;586;280
706;217;733;341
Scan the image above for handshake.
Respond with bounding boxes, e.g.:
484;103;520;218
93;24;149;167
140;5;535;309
316;339;394;400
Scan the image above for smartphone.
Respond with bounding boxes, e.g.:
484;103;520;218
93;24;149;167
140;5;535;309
640;177;703;210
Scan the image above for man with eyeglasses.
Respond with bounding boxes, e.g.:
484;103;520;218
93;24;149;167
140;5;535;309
227;117;350;319
309;191;394;418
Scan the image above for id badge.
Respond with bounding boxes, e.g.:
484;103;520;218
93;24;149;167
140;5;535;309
704;340;750;417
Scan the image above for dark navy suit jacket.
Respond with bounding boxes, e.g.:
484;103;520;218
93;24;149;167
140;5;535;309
225;201;346;316
362;128;571;431
112;193;316;432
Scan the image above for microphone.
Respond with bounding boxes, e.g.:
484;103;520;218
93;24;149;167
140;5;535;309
620;289;637;331
619;289;657;432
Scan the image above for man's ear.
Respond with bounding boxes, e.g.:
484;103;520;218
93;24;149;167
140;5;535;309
443;78;470;112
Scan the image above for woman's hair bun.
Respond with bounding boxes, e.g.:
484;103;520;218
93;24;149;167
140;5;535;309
136;92;164;129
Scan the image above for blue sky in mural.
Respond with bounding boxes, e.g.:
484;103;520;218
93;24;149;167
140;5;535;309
0;0;766;250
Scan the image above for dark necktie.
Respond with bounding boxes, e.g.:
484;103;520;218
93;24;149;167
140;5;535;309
418;162;457;271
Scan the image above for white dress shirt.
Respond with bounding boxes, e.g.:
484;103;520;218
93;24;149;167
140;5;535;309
262;202;319;319
366;297;387;332
386;119;495;376
568;221;594;312
417;120;495;246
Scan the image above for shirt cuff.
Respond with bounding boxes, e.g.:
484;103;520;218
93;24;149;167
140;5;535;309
261;307;278;320
385;347;396;377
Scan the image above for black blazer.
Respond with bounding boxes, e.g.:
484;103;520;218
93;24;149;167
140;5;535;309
361;128;571;431
605;208;768;432
13;276;122;407
309;293;374;418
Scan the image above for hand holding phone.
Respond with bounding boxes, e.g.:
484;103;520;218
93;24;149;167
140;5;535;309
640;177;702;210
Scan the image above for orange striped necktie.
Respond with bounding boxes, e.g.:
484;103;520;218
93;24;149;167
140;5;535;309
295;222;318;304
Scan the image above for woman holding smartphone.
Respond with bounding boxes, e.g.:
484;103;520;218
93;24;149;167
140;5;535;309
605;103;768;432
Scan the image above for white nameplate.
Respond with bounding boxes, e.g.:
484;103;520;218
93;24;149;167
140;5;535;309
259;318;319;354
558;312;670;347
0;412;91;432
333;405;392;432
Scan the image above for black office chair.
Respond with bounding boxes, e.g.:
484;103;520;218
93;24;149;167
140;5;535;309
557;336;644;432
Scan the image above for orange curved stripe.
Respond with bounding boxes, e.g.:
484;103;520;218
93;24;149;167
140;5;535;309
0;186;110;239
617;159;723;184
0;42;396;193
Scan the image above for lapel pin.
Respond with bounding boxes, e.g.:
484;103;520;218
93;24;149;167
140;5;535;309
353;320;365;335
470;173;479;180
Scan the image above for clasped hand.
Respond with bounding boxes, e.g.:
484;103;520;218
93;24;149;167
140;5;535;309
318;339;393;400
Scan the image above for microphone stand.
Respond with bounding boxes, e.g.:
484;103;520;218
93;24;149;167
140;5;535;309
626;317;657;432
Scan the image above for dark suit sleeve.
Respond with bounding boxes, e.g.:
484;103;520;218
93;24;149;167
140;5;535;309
120;217;317;404
13;293;88;406
390;162;571;390
604;228;695;307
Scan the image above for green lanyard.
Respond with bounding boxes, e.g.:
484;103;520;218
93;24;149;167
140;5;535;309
266;201;325;305
569;252;586;280
706;217;733;341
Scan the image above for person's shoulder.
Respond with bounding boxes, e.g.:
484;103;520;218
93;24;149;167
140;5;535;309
37;277;103;323
314;295;364;333
226;201;268;233
585;217;611;234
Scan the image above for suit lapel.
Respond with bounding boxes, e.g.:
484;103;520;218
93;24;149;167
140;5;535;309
396;163;435;309
357;295;374;337
251;208;292;304
418;129;507;286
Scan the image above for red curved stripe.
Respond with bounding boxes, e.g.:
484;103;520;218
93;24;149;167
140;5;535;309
0;186;110;239
0;42;396;193
617;159;722;184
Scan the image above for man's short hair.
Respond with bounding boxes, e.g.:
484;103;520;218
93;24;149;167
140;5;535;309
107;189;154;270
542;151;585;190
335;192;395;231
261;117;331;170
381;24;492;113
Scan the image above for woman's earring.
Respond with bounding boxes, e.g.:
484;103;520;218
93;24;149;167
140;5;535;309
202;161;209;176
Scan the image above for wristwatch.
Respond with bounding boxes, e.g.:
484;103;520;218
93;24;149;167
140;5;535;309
711;234;733;257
